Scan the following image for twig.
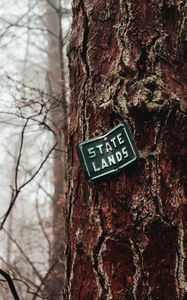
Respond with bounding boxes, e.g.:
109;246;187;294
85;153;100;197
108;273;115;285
3;229;43;282
0;269;20;300
0;141;57;230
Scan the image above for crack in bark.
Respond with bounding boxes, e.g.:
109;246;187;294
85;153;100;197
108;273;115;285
65;173;81;296
92;233;108;300
68;244;77;300
177;1;187;43
175;221;186;299
79;0;90;140
149;151;164;217
118;0;133;72
130;240;142;300
67;172;81;229
80;0;90;77
92;207;111;300
137;35;163;78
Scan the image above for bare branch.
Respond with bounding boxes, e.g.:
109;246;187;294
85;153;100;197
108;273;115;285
0;0;38;42
0;269;20;300
35;185;52;257
32;256;64;300
20;142;57;190
0;139;57;230
15;119;29;191
3;229;43;282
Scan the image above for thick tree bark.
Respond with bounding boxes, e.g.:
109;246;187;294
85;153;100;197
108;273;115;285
66;1;187;299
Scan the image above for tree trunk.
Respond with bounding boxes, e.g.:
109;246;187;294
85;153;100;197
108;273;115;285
46;0;67;298
66;1;187;299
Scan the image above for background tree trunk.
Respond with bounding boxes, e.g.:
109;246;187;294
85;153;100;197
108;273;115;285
46;0;67;298
66;1;187;299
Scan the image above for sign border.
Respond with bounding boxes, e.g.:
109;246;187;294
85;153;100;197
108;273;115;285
77;123;139;181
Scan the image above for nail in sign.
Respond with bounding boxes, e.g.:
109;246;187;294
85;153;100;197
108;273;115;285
77;123;139;181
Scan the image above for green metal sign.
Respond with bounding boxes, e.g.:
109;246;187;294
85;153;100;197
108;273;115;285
77;123;139;181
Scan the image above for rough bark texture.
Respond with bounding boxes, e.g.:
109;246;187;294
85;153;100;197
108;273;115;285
66;1;187;299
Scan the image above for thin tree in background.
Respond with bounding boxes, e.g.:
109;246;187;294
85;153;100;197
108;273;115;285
45;0;67;298
0;0;71;298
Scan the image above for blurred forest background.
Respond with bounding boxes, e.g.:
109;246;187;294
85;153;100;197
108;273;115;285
0;0;71;299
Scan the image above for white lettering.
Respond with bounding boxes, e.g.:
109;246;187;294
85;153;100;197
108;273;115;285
117;133;125;145
116;151;122;162
96;144;104;154
110;137;117;148
92;162;101;172
105;142;112;153
88;147;96;158
122;147;128;158
107;154;116;166
101;158;109;169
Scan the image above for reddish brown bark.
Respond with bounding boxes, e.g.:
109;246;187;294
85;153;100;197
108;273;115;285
66;1;187;299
